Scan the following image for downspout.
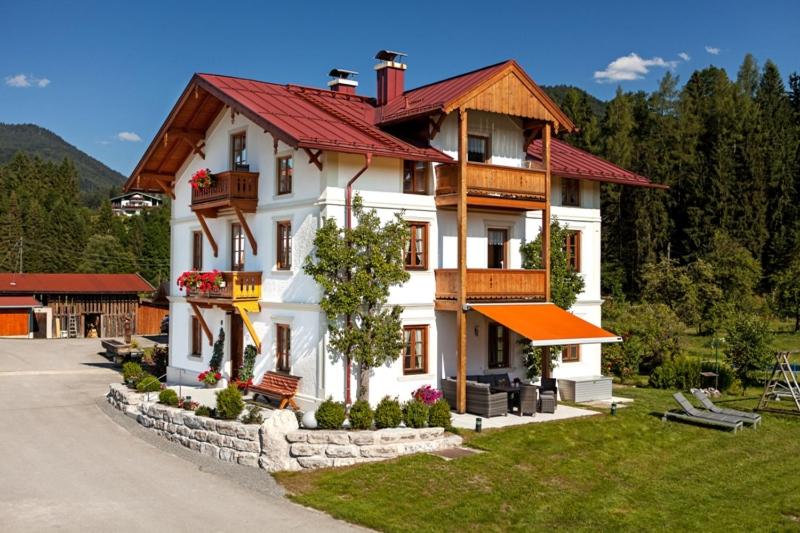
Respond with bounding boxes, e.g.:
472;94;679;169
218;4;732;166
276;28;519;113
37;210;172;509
343;152;372;405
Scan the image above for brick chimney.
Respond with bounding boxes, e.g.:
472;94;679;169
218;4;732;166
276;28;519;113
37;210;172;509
328;68;358;95
375;50;407;106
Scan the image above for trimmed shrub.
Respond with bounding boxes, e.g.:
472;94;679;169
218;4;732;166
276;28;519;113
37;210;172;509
215;385;245;420
158;388;179;407
403;399;429;428
348;399;374;430
195;405;213;418
136;375;161;393
241;405;263;425
648;363;677;389
648;357;701;390
316;398;346;430
122;362;144;386
374;396;402;429
428;398;452;428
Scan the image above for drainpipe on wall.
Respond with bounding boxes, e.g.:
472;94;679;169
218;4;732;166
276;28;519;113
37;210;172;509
343;152;372;405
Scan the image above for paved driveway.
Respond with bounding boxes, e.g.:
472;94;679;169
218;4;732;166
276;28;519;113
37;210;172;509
0;339;358;532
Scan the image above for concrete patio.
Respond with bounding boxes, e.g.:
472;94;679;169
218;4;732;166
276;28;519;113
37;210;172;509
450;403;602;430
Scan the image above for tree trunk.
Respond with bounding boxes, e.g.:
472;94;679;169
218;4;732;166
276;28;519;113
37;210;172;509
356;364;370;402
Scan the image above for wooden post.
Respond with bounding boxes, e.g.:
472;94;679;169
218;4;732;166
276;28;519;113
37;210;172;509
457;107;468;414
542;122;552;380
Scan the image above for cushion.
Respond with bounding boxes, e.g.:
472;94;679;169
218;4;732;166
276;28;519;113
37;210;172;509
496;376;510;387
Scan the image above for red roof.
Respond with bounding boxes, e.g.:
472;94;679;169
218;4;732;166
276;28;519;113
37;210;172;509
527;138;667;189
195;74;452;162
0;296;41;308
0;274;154;294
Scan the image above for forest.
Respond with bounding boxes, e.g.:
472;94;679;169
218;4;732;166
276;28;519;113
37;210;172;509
0;152;169;287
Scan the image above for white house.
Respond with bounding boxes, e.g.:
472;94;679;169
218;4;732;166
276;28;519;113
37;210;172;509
125;51;662;411
110;192;163;216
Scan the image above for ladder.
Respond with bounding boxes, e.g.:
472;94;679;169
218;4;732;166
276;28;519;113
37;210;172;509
757;351;800;413
67;316;78;339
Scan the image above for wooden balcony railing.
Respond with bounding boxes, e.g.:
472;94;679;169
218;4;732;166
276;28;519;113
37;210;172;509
186;271;262;303
191;171;259;212
435;162;547;206
435;269;546;302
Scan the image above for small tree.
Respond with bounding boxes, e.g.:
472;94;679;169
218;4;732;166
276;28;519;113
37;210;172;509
304;195;409;402
209;327;224;372
724;314;774;386
604;302;683;374
773;257;800;331
519;219;585;378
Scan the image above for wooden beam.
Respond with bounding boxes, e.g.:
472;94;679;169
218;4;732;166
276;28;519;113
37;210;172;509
190;302;213;346
543;122;551;302
456;106;468;415
195;211;218;257
152;175;175;200
303;148;323;171
234;303;261;353
168;128;206;159
428;113;446;140
233;205;257;256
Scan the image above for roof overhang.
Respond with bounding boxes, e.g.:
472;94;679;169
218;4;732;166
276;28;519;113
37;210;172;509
469;302;621;346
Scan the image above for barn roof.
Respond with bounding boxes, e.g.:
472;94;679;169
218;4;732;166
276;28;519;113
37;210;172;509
0;274;154;294
528;138;667;189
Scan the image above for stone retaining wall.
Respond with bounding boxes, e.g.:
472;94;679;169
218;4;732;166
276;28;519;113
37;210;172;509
107;383;462;472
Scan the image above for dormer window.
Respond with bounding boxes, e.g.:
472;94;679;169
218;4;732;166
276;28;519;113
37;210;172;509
403;161;427;194
467;134;490;163
231;132;248;171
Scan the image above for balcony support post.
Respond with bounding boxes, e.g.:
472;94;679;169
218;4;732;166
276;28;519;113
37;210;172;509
195;211;218;257
234;302;261;353
190;302;213;346
541;122;552;380
233;205;258;256
456;106;468;414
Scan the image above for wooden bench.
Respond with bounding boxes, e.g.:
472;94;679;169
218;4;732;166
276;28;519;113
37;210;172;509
250;371;302;411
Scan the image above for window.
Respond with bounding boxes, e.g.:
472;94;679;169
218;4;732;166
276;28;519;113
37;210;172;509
403;161;427;194
488;323;509;368
277;155;293;195
562;178;580;207
192;231;203;270
276;221;292;270
487;228;508;269
565;230;581;273
403;325;428;375
231;223;245;271
276;324;291;372
562;345;580;363
190;317;201;356
404;222;428;270
231;132;248;171
467;134;490;163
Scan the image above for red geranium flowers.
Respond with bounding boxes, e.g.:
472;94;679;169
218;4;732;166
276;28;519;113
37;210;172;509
190;168;215;190
177;270;224;293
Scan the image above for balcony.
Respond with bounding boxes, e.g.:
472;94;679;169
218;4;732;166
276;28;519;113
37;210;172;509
185;271;262;308
191;171;259;215
434;269;546;309
435;162;547;210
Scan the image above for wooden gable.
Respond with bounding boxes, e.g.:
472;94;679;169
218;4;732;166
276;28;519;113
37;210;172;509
443;62;574;133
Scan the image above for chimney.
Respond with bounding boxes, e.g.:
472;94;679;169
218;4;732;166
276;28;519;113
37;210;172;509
328;68;358;95
375;50;407;106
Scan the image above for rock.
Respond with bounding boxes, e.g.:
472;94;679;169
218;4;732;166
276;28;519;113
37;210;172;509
216;420;239;437
233;439;260;453
193;430;208;442
200;443;220;458
286;431;309;443
183;415;202;429
332;458;357;467
258;409;300;473
307;431;349;445
360;445;399;459
236;452;259;467
296;457;333;469
325;445;358;458
419;427;444;440
301;410;318;429
290;443;324;457
218;447;236;462
349;432;376;446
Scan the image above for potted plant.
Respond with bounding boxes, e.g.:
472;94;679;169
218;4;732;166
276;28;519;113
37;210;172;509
197;369;222;387
190;168;215;190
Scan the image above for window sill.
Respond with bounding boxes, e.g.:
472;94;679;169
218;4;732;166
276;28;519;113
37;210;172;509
270;268;293;276
398;373;434;382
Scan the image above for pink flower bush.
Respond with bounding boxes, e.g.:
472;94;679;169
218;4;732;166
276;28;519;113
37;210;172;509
412;384;443;405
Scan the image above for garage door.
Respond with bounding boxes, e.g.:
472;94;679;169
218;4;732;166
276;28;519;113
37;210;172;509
0;309;29;336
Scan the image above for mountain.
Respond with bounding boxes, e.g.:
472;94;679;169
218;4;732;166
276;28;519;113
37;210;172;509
0;123;126;194
542;85;607;119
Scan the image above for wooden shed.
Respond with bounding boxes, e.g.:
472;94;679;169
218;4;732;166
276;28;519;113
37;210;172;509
0;273;154;338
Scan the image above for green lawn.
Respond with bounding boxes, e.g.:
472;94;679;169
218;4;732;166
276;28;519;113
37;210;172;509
276;387;800;532
681;319;800;362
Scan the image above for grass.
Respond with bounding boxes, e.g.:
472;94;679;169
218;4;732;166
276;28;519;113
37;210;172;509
276;387;800;532
681;319;800;362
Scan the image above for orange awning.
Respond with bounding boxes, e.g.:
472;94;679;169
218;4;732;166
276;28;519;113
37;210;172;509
470;303;621;346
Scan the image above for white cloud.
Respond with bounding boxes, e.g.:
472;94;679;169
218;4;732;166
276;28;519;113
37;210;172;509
116;131;142;142
678;52;690;61
705;46;720;55
5;73;50;88
594;53;679;83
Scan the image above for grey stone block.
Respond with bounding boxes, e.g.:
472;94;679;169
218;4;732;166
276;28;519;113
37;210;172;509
325;445;358;458
296;457;333;469
290;443;325;457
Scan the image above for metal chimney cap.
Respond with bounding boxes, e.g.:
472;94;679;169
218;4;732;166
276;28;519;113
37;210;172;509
375;50;407;62
328;68;359;79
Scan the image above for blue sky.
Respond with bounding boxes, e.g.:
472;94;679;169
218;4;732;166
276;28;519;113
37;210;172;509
1;0;798;175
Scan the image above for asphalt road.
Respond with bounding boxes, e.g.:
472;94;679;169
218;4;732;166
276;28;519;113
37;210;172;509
0;338;358;532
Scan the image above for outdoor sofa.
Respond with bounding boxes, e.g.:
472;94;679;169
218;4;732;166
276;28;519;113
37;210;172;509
442;377;508;417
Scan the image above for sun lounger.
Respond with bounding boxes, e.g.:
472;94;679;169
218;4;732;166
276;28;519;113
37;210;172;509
662;392;743;433
691;389;762;428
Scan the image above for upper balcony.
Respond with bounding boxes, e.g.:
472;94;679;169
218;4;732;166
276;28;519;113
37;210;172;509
184;271;262;309
434;268;546;310
435;162;547;210
191;171;259;216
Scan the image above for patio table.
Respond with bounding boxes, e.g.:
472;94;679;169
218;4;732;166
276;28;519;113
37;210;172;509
492;385;520;413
